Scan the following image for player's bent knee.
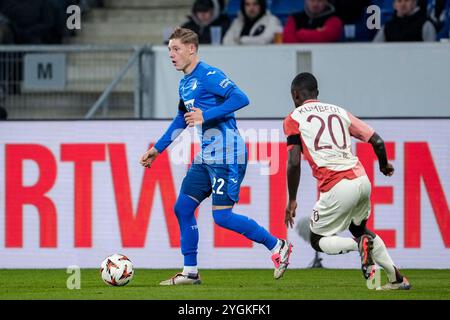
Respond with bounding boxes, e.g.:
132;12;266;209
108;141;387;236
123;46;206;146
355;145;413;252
212;209;232;228
349;221;376;238
174;199;185;218
310;232;324;252
349;223;364;238
174;193;198;219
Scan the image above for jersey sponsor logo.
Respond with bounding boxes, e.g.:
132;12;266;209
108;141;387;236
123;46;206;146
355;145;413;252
206;70;216;76
219;78;232;89
184;99;195;112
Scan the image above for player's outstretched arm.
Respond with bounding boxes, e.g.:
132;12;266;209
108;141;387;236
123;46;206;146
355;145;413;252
139;109;187;169
202;87;249;122
285;144;302;228
368;132;394;177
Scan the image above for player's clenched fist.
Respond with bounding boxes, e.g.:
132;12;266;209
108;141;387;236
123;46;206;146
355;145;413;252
380;163;395;177
184;107;204;127
140;147;159;169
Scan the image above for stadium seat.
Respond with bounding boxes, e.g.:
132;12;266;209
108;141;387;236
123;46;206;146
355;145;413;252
429;0;450;40
225;0;241;19
381;9;394;25
270;0;304;14
340;7;379;42
369;0;394;26
371;0;395;12
270;0;304;24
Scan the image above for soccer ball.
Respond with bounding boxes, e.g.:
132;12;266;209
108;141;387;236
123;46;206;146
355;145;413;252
100;254;134;286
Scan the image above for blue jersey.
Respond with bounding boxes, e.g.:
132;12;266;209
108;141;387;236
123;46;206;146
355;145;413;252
179;61;247;164
154;61;251;205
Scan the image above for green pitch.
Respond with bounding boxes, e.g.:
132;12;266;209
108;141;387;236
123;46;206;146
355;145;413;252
0;269;449;300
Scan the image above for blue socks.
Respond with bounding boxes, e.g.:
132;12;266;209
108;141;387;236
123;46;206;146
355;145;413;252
175;194;279;268
174;193;200;266
212;208;278;250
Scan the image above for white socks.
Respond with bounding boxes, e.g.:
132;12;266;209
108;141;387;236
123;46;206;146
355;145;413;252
371;235;397;282
318;236;358;255
182;266;198;276
270;239;283;254
317;234;400;283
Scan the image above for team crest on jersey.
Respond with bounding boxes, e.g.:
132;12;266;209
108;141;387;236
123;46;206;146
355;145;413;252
191;80;198;90
184;99;195;112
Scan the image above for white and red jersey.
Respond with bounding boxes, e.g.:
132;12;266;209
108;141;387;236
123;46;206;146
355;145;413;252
284;100;375;193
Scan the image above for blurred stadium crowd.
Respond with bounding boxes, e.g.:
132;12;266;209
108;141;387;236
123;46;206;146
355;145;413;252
0;0;449;120
0;0;448;46
0;0;104;45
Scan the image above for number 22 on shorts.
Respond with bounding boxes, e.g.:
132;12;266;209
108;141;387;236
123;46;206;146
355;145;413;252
212;177;225;195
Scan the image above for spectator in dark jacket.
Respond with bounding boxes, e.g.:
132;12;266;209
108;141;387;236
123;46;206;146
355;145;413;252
283;0;343;43
373;0;436;42
181;0;231;44
0;0;58;44
331;0;371;24
0;13;13;44
0;105;7;120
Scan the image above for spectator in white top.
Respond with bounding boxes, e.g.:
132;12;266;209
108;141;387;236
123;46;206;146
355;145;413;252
373;0;436;42
223;0;283;45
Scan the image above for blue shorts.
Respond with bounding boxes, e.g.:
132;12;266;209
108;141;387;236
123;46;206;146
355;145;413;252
180;161;247;206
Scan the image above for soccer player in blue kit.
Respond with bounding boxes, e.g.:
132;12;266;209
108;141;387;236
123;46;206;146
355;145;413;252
140;27;292;285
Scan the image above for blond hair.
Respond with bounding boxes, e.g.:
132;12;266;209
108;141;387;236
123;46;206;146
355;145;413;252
169;27;199;50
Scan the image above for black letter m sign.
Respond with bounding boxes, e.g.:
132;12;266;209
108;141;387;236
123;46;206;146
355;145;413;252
38;63;53;80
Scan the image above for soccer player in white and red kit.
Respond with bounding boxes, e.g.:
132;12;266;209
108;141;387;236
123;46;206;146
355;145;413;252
284;73;410;290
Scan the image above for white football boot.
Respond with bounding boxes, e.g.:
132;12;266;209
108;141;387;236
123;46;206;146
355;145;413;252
272;239;293;279
376;277;412;291
159;272;202;286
